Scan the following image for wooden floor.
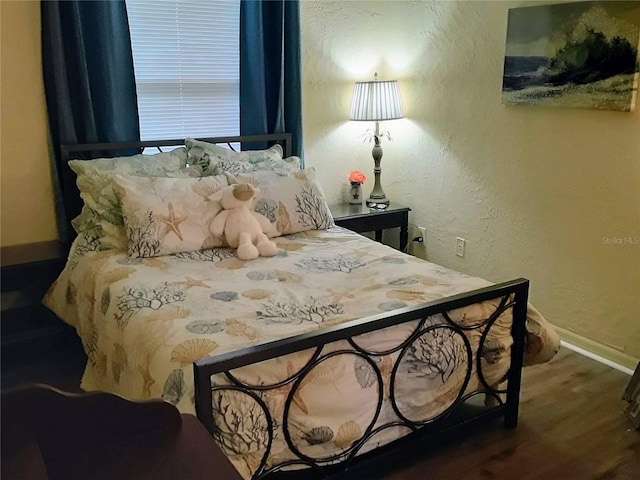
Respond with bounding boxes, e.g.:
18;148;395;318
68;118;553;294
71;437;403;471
2;337;638;479
369;347;640;480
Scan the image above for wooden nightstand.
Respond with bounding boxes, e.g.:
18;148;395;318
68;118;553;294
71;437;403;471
1;241;69;351
329;203;411;249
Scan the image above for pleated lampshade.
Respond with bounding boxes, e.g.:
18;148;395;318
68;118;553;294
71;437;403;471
349;79;404;122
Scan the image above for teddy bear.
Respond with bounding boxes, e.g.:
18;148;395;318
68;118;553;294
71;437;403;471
210;183;278;260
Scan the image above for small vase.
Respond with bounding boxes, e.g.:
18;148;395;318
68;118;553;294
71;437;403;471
349;182;363;204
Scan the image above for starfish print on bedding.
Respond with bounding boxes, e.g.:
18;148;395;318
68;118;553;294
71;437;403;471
172;276;211;289
159;203;187;241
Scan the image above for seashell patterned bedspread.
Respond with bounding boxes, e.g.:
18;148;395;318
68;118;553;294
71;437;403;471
44;226;560;478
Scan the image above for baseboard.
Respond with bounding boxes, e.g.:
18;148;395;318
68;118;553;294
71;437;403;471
555;326;637;375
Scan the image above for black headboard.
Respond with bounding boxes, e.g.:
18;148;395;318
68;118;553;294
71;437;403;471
60;133;292;163
58;133;292;243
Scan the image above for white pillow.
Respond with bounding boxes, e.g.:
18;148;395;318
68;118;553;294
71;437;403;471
186;138;300;176
113;174;229;258
69;148;195;250
227;168;334;236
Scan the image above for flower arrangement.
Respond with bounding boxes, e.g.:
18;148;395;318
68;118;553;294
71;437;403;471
349;170;367;185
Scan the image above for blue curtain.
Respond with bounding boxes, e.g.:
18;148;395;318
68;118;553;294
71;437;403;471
42;0;140;243
240;0;303;161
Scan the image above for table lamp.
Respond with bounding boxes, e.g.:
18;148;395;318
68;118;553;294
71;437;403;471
349;73;404;207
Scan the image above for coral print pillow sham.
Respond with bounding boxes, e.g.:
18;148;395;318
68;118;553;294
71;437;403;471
69;148;195;250
185;138;300;176
227;168;334;236
113;174;229;258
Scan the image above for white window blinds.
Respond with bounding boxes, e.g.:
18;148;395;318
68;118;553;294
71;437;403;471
126;0;240;140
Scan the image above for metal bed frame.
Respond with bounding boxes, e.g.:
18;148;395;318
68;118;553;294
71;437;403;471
60;133;292;162
195;278;529;479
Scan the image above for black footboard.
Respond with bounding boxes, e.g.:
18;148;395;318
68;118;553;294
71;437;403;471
194;278;529;479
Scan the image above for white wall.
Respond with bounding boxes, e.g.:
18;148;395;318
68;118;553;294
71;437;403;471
300;0;640;367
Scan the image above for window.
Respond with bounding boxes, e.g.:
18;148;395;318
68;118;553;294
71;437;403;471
126;0;240;140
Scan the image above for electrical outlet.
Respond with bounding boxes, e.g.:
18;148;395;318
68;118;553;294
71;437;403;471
411;226;427;243
455;237;466;257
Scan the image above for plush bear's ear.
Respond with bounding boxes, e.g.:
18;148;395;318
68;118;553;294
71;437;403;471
233;183;255;201
224;172;239;185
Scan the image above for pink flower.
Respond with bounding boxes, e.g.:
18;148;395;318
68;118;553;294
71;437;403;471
349;170;367;184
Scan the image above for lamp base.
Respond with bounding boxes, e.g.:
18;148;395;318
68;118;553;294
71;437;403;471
366;197;390;207
366;129;390;208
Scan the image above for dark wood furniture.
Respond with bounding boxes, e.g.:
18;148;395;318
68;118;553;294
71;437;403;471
329;203;411;249
0;384;243;480
1;241;69;352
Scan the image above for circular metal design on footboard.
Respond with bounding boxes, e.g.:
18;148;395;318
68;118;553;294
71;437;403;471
196;286;528;479
475;298;516;397
390;324;473;425
209;385;274;475
282;350;384;465
442;295;516;399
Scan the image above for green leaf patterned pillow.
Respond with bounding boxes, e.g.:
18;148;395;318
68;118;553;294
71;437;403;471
227;168;334;236
112;174;229;258
69;148;195;250
185;138;300;176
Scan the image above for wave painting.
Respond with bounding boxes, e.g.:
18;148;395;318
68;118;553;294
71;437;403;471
502;1;640;112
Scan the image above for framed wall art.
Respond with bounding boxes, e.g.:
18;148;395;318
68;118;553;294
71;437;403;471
502;1;640;112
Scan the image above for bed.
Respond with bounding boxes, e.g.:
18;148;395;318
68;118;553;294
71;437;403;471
44;134;560;479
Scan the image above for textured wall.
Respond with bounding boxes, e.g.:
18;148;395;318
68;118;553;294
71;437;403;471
301;0;640;366
1;1;57;247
